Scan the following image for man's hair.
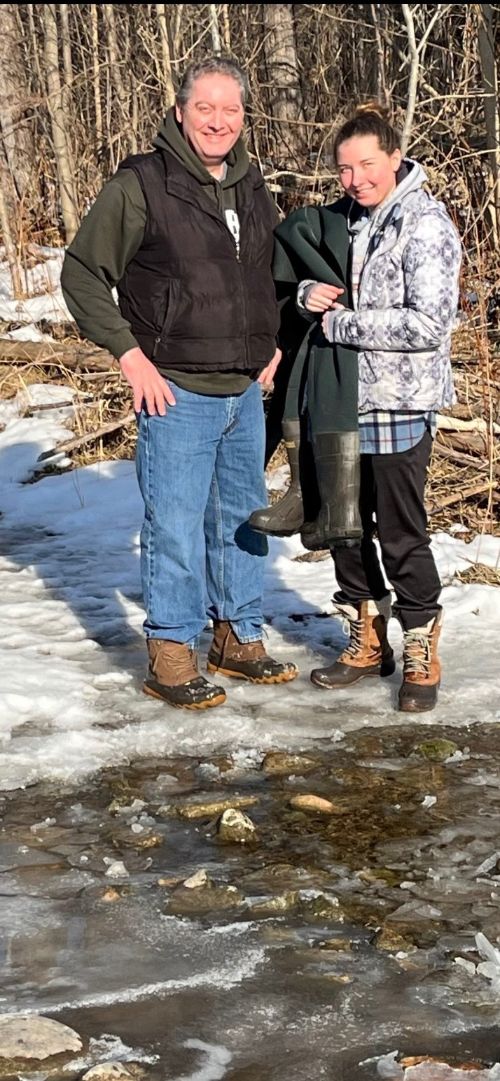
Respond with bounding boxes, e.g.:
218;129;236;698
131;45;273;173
176;56;249;108
333;101;401;160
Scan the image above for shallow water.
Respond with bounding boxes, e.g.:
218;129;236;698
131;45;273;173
3;723;500;1079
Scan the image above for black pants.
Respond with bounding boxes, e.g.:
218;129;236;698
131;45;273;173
332;431;441;631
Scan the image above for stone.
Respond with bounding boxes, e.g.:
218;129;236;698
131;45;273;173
298;893;344;922
105;860;129;878
81;1063;145;1080
288;795;339;815
261;752;318;776
101;887;122;903
167;879;244;915
248;891;299;917
0;1014;82;1062
413;739;459;762
318;937;352;951
375;927;417;953
183;869;208;889
217;808;257;844
111;829;163;850
107;797;146;816
357;867;403;887
170;795;259;820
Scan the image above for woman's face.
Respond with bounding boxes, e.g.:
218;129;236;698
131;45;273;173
336;133;402;209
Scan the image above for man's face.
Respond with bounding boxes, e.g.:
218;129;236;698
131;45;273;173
175;74;245;168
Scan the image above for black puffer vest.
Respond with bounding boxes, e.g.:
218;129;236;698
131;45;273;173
116;150;279;373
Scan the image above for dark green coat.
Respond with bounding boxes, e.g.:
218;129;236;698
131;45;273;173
266;198;360;462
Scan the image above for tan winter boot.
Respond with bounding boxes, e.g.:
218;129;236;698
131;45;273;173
207;621;298;684
144;640;226;710
310;597;395;688
398;611;442;712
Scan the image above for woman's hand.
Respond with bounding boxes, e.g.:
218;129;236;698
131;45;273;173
321;303;346;341
304;283;344;313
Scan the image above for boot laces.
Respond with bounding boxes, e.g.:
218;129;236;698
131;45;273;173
404;630;431;676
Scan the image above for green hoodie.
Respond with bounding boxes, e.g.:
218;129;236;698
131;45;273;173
61;110;261;394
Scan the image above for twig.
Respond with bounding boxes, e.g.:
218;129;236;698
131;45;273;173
429;480;498;512
37;410;135;460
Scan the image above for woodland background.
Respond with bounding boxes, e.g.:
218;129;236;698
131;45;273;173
0;4;498;549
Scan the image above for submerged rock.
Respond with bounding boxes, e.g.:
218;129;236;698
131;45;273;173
298;893;344;922
167;877;244;915
375;926;416;953
183;869;209;889
288;794;339;815
248;891;299;917
261;752;319;776
166;795;259;820
413;739;459;762
82;1063;145;1080
217;808;257;844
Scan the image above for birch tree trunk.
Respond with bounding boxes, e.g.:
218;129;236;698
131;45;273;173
90;5;103;147
42;4;79;242
156;4;176;107
103;5;128;122
0;162;24;298
262;4;305;168
209;5;222;54
0;5;33;200
477;3;500;244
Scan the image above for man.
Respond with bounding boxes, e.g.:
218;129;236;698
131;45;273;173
61;56;298;710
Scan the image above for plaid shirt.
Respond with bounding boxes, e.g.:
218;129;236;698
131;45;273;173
359;410;436;454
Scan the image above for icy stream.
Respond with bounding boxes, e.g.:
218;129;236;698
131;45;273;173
3;726;500;1079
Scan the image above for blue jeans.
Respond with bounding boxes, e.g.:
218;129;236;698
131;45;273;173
135;381;268;645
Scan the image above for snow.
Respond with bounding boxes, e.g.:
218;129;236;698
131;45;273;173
0;251;499;793
0;247;70;324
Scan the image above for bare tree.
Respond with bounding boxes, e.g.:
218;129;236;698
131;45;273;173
156;4;176;106
0;5;33;200
0;161;24;297
477;3;500;244
90;5;103;149
42;4;79;242
209;5;222;54
262;4;305;168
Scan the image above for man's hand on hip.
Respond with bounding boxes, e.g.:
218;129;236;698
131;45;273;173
257;347;282;391
119;347;176;416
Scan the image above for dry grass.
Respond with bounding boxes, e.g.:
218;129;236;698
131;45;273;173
453;563;500;587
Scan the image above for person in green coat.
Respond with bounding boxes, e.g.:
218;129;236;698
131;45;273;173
251;102;461;714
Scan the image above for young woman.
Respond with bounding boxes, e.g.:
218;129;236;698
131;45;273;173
253;103;461;712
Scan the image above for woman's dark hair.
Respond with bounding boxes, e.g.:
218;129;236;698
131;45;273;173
333;101;401;161
176;56;248;108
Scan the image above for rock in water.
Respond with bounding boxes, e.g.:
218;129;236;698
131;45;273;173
82;1063;145;1080
0;1014;82;1061
217;808;257;843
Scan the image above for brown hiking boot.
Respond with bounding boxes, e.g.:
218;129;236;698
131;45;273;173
207;620;298;684
310;597;395;689
398;611;442;712
144;640;226;710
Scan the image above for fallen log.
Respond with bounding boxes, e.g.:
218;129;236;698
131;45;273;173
37;410;135;460
0;337;116;372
